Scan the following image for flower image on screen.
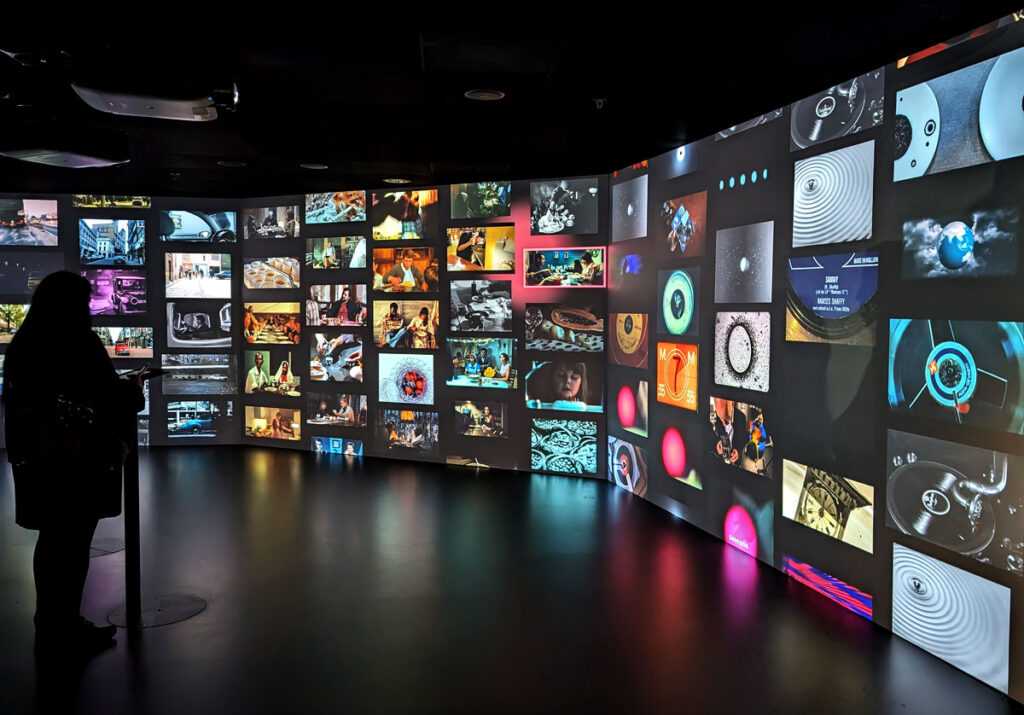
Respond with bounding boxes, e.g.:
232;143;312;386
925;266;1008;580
83;269;146;315
379;353;434;406
450;181;511;218
372;190;438;241
529;178;599;235
447;338;516;390
310;332;362;383
306;237;367;269
305;191;367;224
243;257;300;289
531;418;598;475
0;199;57;246
446;225;515;272
168;399;234;439
450;280;511;333
241;205;301;239
374;300;440;349
372;247;439;292
79;219;145;266
92;326;154;359
244;303;301;344
243;348;301;396
162;354;237;395
166;253;232;297
158;210;236;242
245;405;301;441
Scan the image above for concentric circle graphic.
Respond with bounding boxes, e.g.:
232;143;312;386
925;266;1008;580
792;141;874;247
662;270;694;335
924;341;977;407
892;544;1010;692
726;324;753;375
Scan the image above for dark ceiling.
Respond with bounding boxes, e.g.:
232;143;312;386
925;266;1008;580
0;4;1019;198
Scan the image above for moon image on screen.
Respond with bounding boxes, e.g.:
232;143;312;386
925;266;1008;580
739;256;750;272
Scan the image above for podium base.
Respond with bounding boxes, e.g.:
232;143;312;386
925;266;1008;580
107;595;206;628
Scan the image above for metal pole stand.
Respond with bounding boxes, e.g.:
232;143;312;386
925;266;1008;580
107;445;206;628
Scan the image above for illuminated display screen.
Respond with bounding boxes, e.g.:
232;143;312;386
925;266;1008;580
657;343;698;411
449;280;510;333
782;556;873;620
708;397;772;478
609;313;648;368
614;377;648;438
789;70;884;151
379;353;434;406
608;437;648;497
446;338;516;389
305;191;366;224
163;353;237;395
450;182;511;219
243;302;301;344
374;300;440;348
611;175;647;242
306;237;366;270
167;253;232;297
310;332;362;383
793;141;874;248
241;206;300;239
376;408;440;457
307;393;367;428
372;248;439;292
307;286;367;327
710;481;773;563
83;269;145;315
79;219;145;266
0;304;28;343
525;357;604;412
169;400;234;439
658;191;706;258
524;248;605;288
446;226;515;272
525;303;603;353
167;301;231;349
785;251;878;345
530;178;599;235
311;437;364;455
661;425;701;490
715;222;774;303
242;257;299;289
92;326;154;359
73;195;149;209
714;312;770;392
0;253;62;293
372;190;438;240
782;459;874;553
158;210;236;242
658;269;699;337
888;319;1024;434
902;207;1019;279
243;348;300;395
453;400;508;438
530;418;598;475
245;405;300;441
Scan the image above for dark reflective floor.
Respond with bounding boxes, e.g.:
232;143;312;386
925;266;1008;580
0;446;1020;714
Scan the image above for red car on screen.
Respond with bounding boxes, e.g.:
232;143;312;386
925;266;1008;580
114;342;131;355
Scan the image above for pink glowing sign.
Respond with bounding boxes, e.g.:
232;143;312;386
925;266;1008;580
724;505;757;557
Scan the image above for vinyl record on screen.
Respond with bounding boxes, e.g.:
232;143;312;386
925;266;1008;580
785;286;876;342
887;460;996;554
790;70;884;150
978;48;1024;161
659;269;697;336
893;82;940;181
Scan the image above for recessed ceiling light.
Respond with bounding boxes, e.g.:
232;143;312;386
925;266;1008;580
300;163;329;170
217;160;247;168
383;178;411;184
464;89;505;101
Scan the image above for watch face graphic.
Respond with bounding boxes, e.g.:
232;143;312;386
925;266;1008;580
783;460;875;553
799;485;841;536
657;342;698;410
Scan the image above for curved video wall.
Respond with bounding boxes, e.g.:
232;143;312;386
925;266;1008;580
1;11;1023;702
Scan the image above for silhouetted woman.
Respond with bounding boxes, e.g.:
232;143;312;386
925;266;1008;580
2;271;144;653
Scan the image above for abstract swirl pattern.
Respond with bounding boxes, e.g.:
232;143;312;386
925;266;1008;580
891;544;1010;693
792;140;874;247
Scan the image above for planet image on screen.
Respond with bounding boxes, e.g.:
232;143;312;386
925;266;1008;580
727;324;753;374
937;221;974;270
739;256;750;272
627;204;633;217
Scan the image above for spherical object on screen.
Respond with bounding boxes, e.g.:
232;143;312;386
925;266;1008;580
676;146;686;161
739;256;750;273
662;427;686;477
724;505;757;557
727;323;753;374
617;385;636;428
627;203;634;217
662;270;694;335
937;221;974;270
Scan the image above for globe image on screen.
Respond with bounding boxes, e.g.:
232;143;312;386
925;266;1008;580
937;221;974;270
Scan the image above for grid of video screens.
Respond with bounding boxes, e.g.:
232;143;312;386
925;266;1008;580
6;13;1024;700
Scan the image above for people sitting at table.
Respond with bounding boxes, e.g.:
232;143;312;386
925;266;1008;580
464;354;481;377
385;250;428;291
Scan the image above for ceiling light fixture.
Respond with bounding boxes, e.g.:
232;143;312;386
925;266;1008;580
464;89;505;101
383;178;411;184
300;163;329;170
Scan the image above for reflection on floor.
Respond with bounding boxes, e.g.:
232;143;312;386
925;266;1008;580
0;447;1018;714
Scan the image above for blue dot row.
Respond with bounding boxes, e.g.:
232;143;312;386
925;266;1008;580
718;169;769;190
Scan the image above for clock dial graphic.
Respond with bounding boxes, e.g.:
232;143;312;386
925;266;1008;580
657;342;698;410
783;460;874;553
